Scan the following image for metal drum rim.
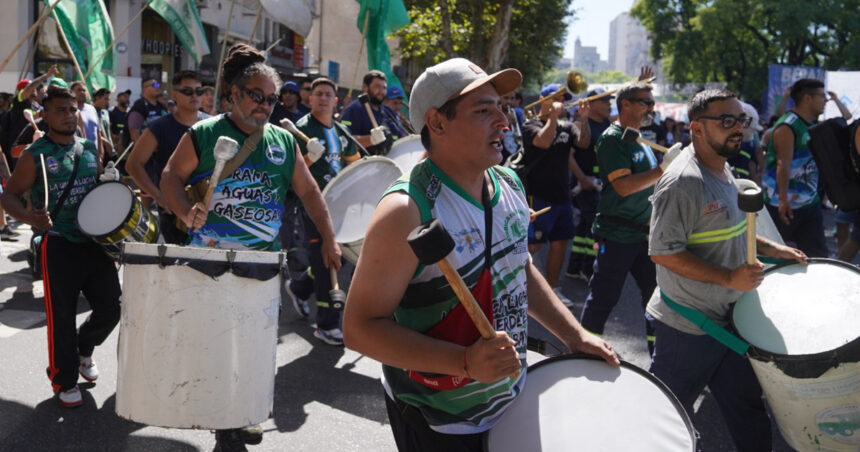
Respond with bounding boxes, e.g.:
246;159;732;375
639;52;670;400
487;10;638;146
75;181;137;241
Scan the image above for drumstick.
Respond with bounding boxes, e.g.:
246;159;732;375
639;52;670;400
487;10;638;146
279;118;311;143
196;136;239;232
114;141;135;166
737;180;764;265
358;94;380;129
39;154;48;209
532;206;551;218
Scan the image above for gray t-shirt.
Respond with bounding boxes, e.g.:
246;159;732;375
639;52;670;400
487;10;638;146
646;146;747;335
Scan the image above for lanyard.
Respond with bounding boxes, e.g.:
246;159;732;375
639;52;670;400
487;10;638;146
482;173;493;270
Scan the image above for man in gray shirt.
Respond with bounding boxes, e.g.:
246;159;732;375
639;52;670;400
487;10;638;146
646;89;806;451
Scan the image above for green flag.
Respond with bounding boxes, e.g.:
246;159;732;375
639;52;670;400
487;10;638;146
47;0;115;91
355;0;410;90
147;0;210;65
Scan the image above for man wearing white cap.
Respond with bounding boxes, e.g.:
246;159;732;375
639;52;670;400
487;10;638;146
343;58;618;451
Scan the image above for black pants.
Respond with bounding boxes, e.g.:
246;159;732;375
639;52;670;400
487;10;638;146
301;209;340;330
384;391;484;452
157;209;188;245
41;235;121;392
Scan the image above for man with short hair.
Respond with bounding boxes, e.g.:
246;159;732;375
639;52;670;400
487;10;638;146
1;86;120;408
288;77;360;345
647;89;806;450
70;82;99;144
762;78;830;257
269;80;303;126
340;70;405;151
109;89;131;150
124;78;167;147
298;80;312;116
343;57;618;451
92;88;114;160
126;70;209;245
199;85;215;115
579;81;682;354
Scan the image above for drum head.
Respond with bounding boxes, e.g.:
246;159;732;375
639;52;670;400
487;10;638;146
486;356;695;452
77;182;134;236
733;258;860;356
386;135;425;176
322;156;402;244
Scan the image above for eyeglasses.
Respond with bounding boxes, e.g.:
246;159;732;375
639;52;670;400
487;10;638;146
175;87;206;97
631;97;655;107
145;82;161;89
241;87;278;106
696;114;753;129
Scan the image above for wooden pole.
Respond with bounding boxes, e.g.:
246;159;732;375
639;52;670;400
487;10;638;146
0;0;62;74
347;10;370;99
84;3;148;81
213;0;237;105
247;3;262;45
52;9;88;101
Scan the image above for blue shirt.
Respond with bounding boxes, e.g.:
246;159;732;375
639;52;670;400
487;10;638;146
340;100;406;139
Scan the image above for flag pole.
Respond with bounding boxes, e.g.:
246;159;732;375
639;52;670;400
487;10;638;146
347;10;370;99
84;3;148;81
52;8;88;100
213;0;237;106
0;0;63;74
247;3;262;45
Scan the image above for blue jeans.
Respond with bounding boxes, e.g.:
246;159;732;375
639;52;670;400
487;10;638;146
649;319;771;452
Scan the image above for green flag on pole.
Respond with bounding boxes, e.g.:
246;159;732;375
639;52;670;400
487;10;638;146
147;0;211;65
46;0;115;91
355;0;410;90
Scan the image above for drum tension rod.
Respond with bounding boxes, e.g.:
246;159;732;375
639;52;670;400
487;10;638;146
157;244;168;269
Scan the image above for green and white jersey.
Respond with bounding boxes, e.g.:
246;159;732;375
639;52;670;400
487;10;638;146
28;136;99;243
188;115;296;251
381;160;532;434
762;112;819;209
295;114;357;190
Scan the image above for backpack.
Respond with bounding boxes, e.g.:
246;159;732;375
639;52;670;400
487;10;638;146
807;118;860;210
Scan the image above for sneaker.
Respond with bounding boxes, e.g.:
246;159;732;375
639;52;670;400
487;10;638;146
553;287;575;307
238;424;263;445
314;327;344;346
79;356;99;382
58;385;83;408
0;226;20;240
565;269;587;281
213;429;247;452
285;279;310;318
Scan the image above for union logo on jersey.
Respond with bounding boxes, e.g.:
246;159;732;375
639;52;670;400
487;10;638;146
45;156;59;174
265;145;286;165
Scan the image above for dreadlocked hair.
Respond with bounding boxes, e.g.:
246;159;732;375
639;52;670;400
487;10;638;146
221;43;281;95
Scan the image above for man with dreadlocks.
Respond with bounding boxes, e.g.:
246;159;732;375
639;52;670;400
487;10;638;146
161;44;341;451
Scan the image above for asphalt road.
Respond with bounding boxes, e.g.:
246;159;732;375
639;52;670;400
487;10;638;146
0;208;852;451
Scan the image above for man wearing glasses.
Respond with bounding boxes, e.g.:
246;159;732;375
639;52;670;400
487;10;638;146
579;81;682;354
646;89;806;450
126;71;209;244
124;77;168;149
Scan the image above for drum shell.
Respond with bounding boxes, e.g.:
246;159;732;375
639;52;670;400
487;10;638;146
76;182;159;258
116;243;283;429
732;259;860;451
386;135;425;176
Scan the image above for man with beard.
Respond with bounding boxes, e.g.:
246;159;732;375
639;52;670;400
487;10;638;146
109;89;131;150
579;81;681;354
762;78;830;257
340;70;404;152
646;89;806;450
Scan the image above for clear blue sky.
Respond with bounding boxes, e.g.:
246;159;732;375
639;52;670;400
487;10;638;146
565;0;635;62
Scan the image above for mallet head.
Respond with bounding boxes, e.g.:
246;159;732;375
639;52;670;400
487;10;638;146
213;135;239;162
407;219;455;265
358;93;370;105
736;179;764;213
329;289;346;311
621;127;641;144
280;118;297;134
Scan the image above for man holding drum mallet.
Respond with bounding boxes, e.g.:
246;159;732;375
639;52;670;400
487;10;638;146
161;44;341;451
280;76;360;346
0;86;121;408
343;58;618;452
646;89;806;451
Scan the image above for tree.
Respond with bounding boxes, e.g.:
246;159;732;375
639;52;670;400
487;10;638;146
631;0;860;103
395;0;574;93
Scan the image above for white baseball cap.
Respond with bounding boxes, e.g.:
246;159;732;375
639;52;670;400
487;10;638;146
409;58;522;133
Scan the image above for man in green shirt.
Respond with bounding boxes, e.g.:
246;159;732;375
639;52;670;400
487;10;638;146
580;81;681;354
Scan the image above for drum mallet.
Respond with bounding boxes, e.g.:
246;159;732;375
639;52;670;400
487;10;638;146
329;267;346;311
279;118;312;144
39;154;48;208
620;127;670;153
532;206;551;218
196;136;239;232
407;219;520;379
737;179;764;265
358;93;381;129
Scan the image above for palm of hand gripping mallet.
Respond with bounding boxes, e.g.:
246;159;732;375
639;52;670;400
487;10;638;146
279;119;346;309
737;180;764;264
407;219;520;380
193;136;239;232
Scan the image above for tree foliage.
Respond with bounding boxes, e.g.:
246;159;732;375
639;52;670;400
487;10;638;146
395;0;574;93
631;0;860;104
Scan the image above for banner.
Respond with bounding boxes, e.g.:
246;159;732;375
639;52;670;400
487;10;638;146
47;0;115;91
147;0;211;65
355;0;410;90
260;0;315;38
822;71;860;121
763;64;826;121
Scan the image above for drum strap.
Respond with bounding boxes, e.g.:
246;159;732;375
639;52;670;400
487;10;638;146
659;290;750;356
220;127;264;180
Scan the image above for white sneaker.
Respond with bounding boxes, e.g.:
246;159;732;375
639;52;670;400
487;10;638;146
58;385;83;408
553;287;574;307
285;279;310;318
314;327;344;346
79;356;99;382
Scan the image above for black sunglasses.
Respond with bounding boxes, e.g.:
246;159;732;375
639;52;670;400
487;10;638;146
631;97;655;107
175;87;206;97
145;81;160;89
697;114;753;129
241;87;278;106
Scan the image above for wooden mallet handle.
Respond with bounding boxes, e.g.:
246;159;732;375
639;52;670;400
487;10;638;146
280;118;311;143
358;93;380;129
737;180;764;265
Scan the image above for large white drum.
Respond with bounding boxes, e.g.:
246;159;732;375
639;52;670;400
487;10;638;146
733;258;860;451
386;134;425;176
323;156;402;263
485;356;696;451
116;242;284;429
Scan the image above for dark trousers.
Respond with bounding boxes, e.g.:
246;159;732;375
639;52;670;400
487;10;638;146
41;235;121;392
302;210;340;330
157;209;188;245
568;190;599;276
649;320;771;452
580;239;656;348
384;391;484;452
765;201;828;258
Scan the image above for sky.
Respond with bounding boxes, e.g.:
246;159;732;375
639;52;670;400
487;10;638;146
564;0;635;63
